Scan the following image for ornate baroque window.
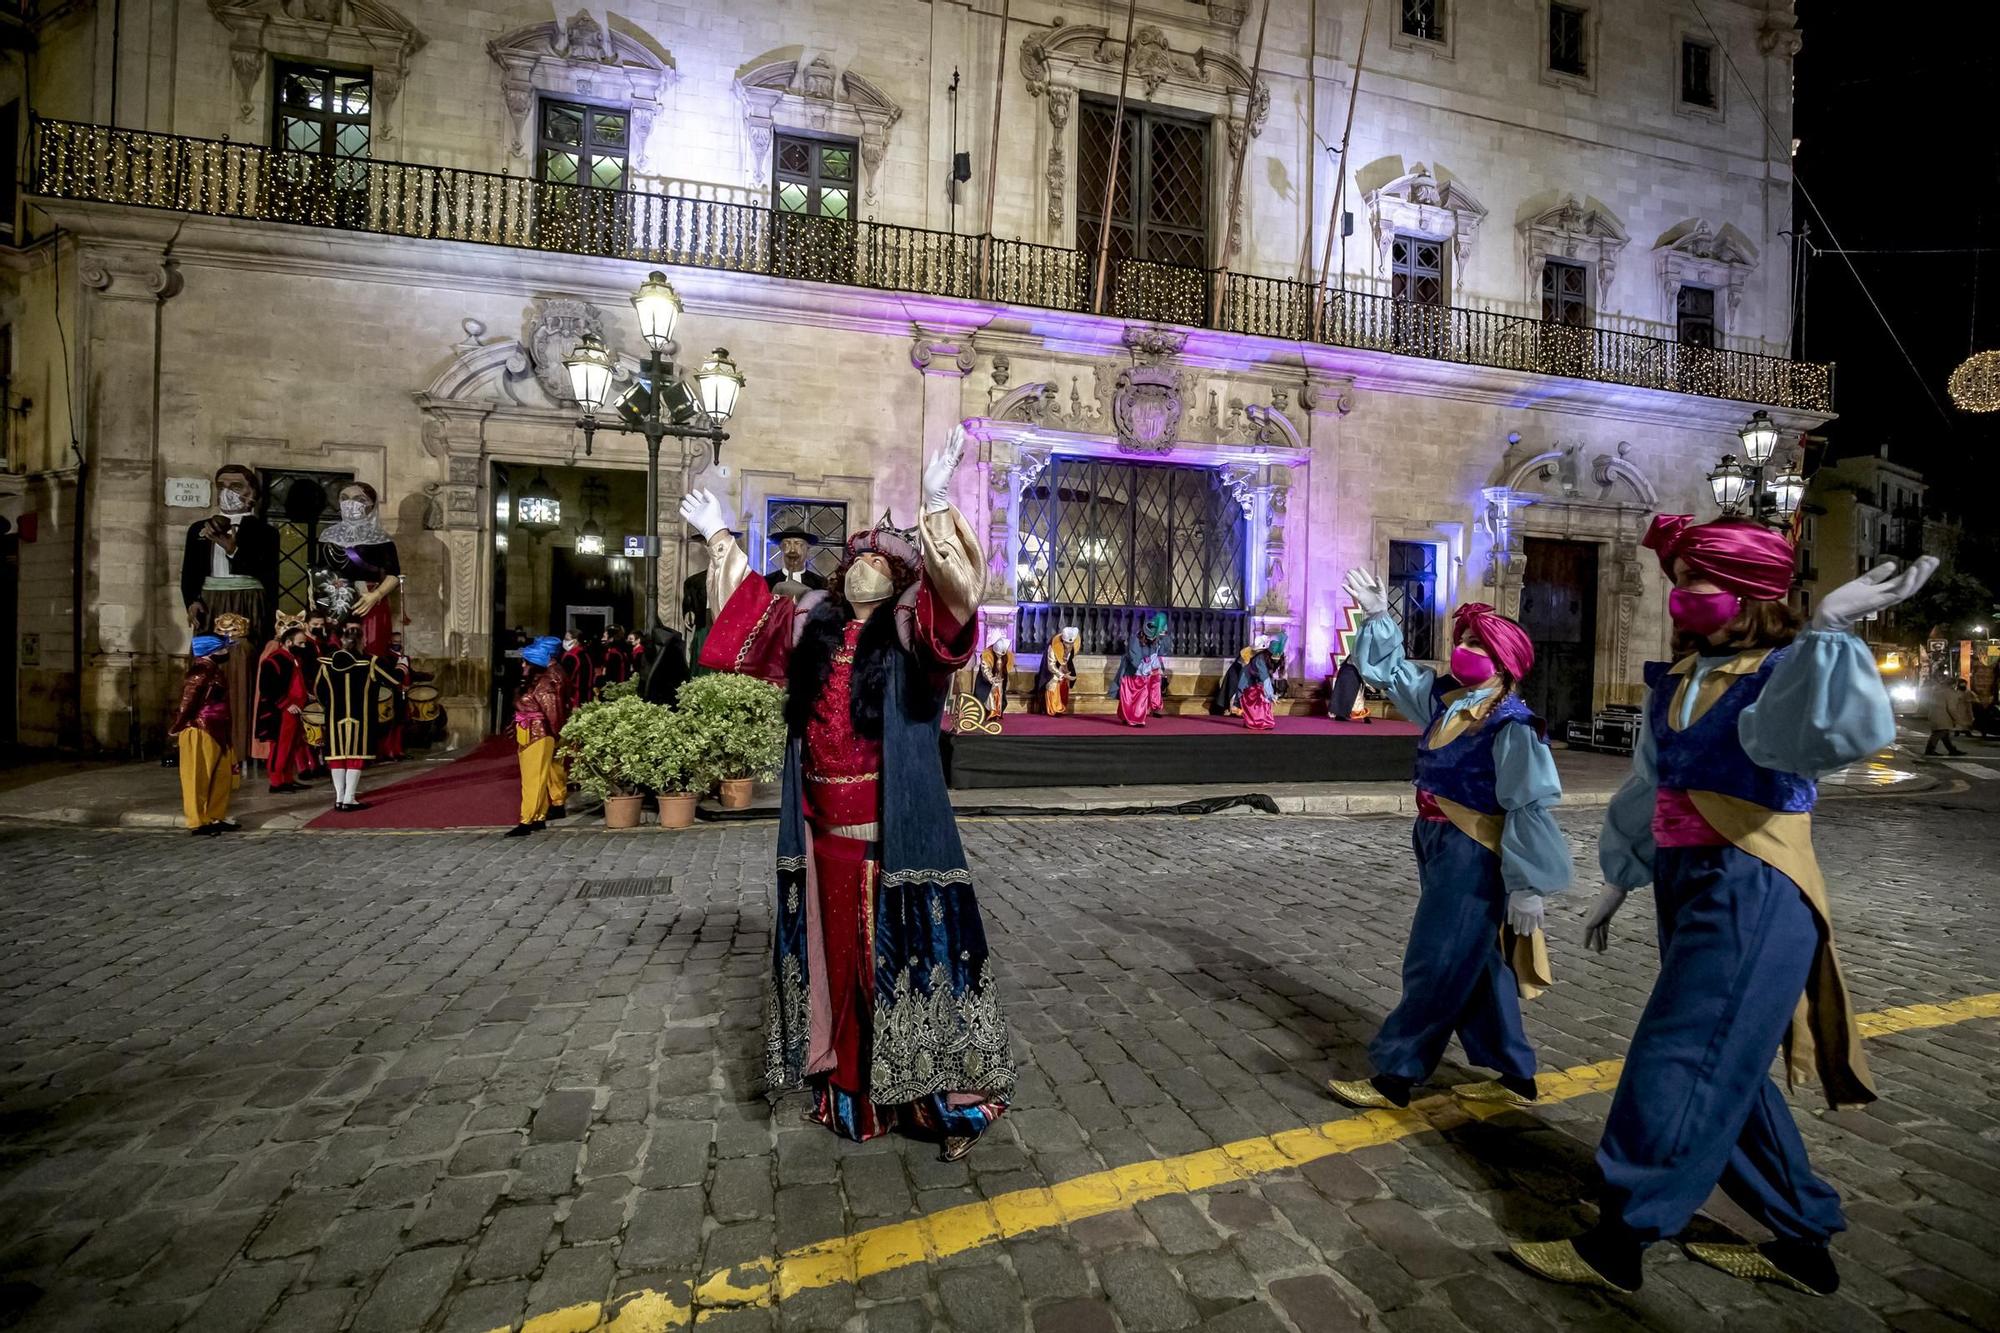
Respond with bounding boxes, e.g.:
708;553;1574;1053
1676;285;1717;347
1077;97;1211;324
273;62;372;165
1541;259;1589;325
773;134;857;219
537;100;629;191
763;498;847;581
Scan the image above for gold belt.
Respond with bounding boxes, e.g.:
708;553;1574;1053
806;770;880;784
817;821;880;841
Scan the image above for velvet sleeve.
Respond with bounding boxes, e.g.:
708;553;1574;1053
1739;629;1896;776
697;562;796;686
1352;613;1438;726
1494;722;1572;896
1598;705;1659;891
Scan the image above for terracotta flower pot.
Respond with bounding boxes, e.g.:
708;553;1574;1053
718;777;755;809
656;792;699;829
602;794;644;830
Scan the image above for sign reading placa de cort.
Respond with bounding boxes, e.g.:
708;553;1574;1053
165;477;212;509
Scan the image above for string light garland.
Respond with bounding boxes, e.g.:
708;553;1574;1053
1948;350;2000;413
30;117;1836;414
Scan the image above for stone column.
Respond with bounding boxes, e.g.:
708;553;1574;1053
75;234;183;750
974;427;1020;651
1298;369;1355;682
420;406;493;743
911;326;979;523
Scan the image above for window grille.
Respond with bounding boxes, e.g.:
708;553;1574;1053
770;133;860;284
1077;97;1211;324
1676;284;1717;347
1401;0;1445;43
1387;540;1439;660
1541;259;1589;325
270;63;371;226
763;498;848;582
1015;457;1247;656
1549;5;1588;77
260;468;353;617
1681;39;1717;107
536;99;631;253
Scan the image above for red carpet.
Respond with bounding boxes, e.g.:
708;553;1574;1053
305;735;522;830
988;713;1420;738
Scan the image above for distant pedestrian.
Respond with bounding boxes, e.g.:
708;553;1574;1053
508;636;570;837
1924;677;1967;756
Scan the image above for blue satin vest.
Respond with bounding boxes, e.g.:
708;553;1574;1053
1646;652;1817;813
1411;680;1541;816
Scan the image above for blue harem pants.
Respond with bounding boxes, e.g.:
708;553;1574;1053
1596;845;1845;1243
1368;819;1536;1084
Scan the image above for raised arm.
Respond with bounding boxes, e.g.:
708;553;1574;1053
1341;568;1439;726
910;429;984;669
1739;558;1935;775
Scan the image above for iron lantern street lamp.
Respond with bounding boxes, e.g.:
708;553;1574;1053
1707;412;1799;527
562;271;747;635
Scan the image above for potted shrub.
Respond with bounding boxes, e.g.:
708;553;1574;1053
676;673;787;809
560;693;684;829
636;708;702;829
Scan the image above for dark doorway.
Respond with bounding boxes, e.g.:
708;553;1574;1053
1518;538;1599;740
550;549;636;642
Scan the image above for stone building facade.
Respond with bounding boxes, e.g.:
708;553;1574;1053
0;0;1827;749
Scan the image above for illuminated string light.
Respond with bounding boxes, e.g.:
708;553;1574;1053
1948;350;2000;413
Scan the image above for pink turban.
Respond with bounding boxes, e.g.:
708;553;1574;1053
1642;514;1795;602
1451;603;1534;681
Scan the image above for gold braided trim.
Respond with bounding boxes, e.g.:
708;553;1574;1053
775;855;807;872
733;593;782;672
806;770;880;784
879;867;973;888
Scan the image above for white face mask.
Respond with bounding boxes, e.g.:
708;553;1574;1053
339;499;370;521
844;560;895;605
217;488;251;515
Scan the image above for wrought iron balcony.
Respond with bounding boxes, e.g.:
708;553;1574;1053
27;117;1834;412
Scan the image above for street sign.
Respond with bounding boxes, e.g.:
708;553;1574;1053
165;476;212;508
624;536;651;557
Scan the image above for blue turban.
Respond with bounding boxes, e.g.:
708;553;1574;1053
522;635;562;668
191;635;227;658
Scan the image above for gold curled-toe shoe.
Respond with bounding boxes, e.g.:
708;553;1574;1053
1684;1242;1831;1297
1325;1078;1400;1110
1509;1239;1640;1295
1452;1079;1538;1106
939;1135;977;1163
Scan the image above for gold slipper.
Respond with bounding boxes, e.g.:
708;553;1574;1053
1509;1239;1639;1294
1325;1078;1401;1110
1684;1242;1829;1297
1452;1079;1538;1106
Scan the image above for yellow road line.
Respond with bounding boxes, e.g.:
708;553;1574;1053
495;989;2000;1333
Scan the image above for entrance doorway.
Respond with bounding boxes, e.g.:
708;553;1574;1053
1519;537;1599;740
488;460;651;731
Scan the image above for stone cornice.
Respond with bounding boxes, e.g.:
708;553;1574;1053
28;197;1831;432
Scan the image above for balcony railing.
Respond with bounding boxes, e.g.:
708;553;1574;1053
27;117;1835;412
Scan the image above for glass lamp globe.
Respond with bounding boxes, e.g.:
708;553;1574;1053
1738;409;1781;466
1707;454;1751;512
631;271;682;352
1768;468;1806;520
695;348;745;423
563;333;616;416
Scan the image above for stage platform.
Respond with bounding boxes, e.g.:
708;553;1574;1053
944;712;1423;790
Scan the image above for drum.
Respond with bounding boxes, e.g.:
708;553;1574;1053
407;683;441;723
300;704;327;749
375;684;397;725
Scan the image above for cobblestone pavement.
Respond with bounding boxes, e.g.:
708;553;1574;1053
2;791;1997;1333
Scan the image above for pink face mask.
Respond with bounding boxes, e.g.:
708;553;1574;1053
1449;645;1496;686
1669;587;1741;638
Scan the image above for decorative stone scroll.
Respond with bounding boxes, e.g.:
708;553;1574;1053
736;54;903;209
1654;220;1758;325
209;0;426;140
1365;164;1487;293
1520;196;1629;313
488;15;675;173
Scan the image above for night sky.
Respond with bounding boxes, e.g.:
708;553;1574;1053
1792;1;2000;559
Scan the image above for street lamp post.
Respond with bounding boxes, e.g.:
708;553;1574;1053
1707;409;1804;528
562;272;746;634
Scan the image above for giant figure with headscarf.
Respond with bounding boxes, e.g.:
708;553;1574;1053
680;428;1013;1160
1326;581;1572;1114
1512;517;1936;1299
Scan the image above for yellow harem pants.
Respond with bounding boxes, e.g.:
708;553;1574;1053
516;728;565;823
178;729;234;829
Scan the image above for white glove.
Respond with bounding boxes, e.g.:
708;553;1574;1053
1582;885;1628;953
1811;556;1938;633
1504;890;1544;937
679;489;729;542
1343;567;1389;618
923;425;968;515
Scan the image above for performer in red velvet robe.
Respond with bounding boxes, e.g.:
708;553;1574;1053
685;429;1013;1159
255;615;315;792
